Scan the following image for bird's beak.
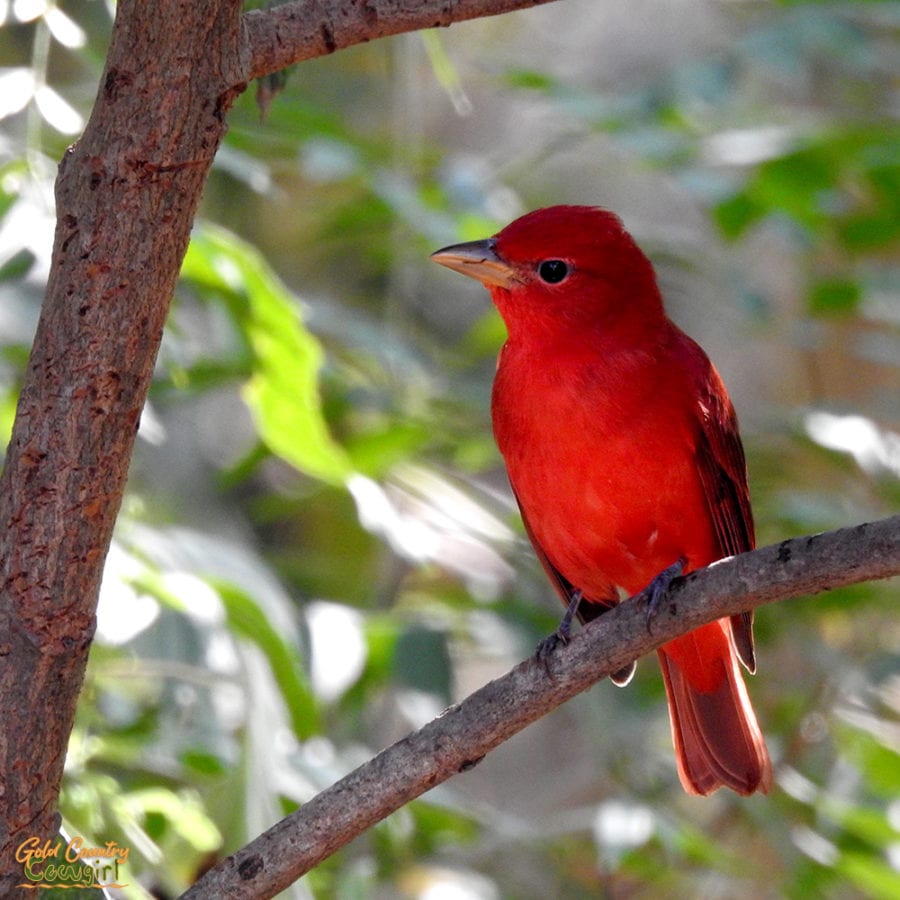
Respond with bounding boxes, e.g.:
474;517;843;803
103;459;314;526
430;238;517;289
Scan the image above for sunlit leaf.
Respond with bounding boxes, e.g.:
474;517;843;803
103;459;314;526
213;580;320;740
837;852;900;900
35;84;83;134
45;6;86;48
0;385;17;451
113;787;221;852
0;68;34;120
421;30;471;116
182;224;353;485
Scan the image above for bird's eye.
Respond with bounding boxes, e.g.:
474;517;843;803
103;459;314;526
537;259;569;284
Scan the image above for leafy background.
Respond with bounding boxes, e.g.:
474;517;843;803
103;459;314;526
1;1;898;897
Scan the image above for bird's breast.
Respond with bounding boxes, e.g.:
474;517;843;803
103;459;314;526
491;338;718;598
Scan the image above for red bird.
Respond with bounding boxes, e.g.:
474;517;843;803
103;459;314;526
432;206;772;796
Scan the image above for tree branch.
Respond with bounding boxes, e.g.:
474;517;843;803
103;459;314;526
181;515;900;900
243;0;563;81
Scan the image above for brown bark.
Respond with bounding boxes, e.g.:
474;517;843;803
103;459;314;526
0;1;242;893
180;516;900;900
243;0;562;79
0;0;563;893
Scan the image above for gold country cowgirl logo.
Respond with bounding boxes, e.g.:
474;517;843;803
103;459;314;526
15;835;129;890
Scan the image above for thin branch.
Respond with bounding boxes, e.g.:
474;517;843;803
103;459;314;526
181;515;900;900
243;0;564;81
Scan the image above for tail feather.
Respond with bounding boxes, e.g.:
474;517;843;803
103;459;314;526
658;632;772;796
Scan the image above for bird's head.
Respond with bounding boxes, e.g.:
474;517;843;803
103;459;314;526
431;205;665;338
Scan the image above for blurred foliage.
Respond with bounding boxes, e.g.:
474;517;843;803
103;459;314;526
0;1;898;898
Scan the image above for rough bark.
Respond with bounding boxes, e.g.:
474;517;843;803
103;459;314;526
0;0;562;893
243;0;561;78
0;2;251;890
180;516;900;900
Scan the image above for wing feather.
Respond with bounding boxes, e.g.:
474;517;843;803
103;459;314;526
691;357;757;672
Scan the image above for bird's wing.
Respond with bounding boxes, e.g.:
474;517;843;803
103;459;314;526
693;360;758;672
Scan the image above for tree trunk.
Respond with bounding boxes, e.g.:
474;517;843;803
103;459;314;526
0;1;246;891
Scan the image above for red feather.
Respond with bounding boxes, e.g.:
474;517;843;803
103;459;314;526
433;206;772;795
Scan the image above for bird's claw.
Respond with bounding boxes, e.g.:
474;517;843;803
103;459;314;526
535;630;566;669
644;556;687;633
535;588;583;673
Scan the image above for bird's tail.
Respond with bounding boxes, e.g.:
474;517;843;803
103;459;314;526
658;621;772;796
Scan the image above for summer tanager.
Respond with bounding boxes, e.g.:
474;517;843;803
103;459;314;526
431;206;772;796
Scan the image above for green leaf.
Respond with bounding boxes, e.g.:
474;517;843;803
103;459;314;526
837;852;900;900
0;385;17;452
113;787;221;852
714;192;766;240
854;736;900;795
213;580;320;740
839;212;900;252
180;749;227;777
502;68;557;91
182;224;353;485
393;625;452;703
344;420;432;476
0;247;34;281
808;278;861;315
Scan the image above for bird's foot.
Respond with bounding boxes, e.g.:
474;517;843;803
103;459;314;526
535;589;637;686
535;588;583;669
643;556;687;633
